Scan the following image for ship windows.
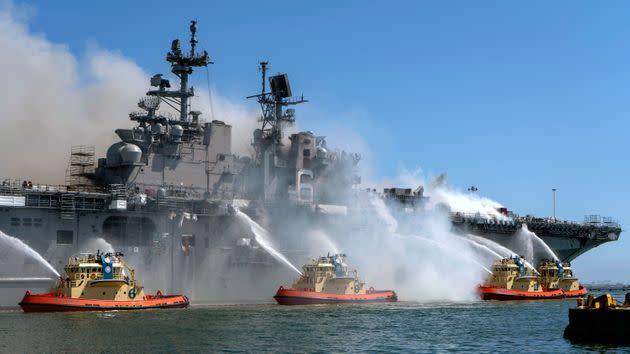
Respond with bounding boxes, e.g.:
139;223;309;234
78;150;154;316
22;218;32;227
34;218;42;227
10;217;19;226
56;230;73;244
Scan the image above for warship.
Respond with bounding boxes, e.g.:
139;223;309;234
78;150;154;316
0;21;621;304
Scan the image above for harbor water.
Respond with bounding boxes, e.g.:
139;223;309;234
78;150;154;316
1;291;626;353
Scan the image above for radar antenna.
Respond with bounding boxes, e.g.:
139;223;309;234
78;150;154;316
247;61;307;164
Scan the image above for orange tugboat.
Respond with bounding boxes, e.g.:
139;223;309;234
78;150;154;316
19;252;189;312
479;256;565;300
538;259;588;298
274;254;397;305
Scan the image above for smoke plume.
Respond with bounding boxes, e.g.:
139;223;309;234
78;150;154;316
0;4;261;184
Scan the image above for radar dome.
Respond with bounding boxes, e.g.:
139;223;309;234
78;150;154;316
171;124;184;143
171;124;183;135
151;123;164;135
105;142;125;167
120;144;142;165
316;146;328;159
105;142;142;167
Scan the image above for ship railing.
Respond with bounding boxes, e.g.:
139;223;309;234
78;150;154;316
584;215;620;228
0;177;109;195
449;212;515;224
450;212;620;230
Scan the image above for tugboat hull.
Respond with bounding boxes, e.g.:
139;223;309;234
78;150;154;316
19;291;189;313
479;286;565;300
563;286;588;298
274;287;397;305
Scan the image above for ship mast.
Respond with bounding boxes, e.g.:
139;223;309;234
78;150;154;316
247;61;307;164
146;20;212;122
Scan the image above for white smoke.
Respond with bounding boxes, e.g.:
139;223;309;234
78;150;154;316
381;168;507;220
0;4;146;183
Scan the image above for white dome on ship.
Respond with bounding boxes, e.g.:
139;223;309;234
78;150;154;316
106;142;142;167
120;144;142;164
171;124;184;143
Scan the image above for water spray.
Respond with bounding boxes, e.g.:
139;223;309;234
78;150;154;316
235;210;303;275
0;230;59;276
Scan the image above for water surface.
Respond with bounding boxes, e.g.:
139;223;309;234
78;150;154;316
0;292;626;353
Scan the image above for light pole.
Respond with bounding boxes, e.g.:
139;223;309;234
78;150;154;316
552;188;557;220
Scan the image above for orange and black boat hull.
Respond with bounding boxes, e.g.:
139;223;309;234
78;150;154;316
274;287;397;305
19;292;189;313
478;286;565;300
563;286;588;298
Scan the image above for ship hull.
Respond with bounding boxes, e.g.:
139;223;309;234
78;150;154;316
19;292;189;313
274;287;397;305
478;286;565;300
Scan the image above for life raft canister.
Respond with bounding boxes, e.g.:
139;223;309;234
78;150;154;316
128;288;136;299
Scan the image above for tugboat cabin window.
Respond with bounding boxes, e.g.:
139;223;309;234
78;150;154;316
56;230;73;244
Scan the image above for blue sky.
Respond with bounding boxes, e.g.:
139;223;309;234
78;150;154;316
21;1;630;280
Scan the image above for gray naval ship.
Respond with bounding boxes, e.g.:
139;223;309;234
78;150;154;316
0;21;621;303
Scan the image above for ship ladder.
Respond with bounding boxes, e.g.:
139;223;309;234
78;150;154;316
60;193;75;220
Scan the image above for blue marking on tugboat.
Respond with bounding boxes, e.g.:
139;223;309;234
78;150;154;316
556;260;564;278
333;255;344;277
101;255;113;280
514;257;525;277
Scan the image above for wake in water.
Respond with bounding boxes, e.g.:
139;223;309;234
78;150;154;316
236;210;303;275
0;230;59;276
